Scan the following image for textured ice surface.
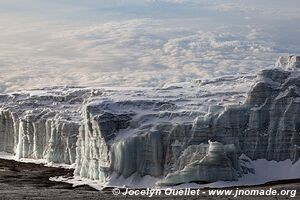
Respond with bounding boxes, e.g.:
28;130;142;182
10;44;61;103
0;58;299;187
276;55;300;70
75;65;300;186
74;75;255;184
0;88;91;164
156;141;239;186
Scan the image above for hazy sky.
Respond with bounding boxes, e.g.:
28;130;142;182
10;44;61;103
0;0;300;92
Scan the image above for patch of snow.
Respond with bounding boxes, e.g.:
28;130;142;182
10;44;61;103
171;158;300;189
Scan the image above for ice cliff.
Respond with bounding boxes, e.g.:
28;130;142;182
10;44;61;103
0;88;91;164
0;57;299;186
156;141;240;186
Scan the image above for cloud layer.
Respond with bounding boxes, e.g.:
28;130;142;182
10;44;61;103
0;1;300;92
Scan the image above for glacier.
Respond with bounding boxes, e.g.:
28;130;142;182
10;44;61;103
0;88;88;164
0;56;299;187
156;141;240;186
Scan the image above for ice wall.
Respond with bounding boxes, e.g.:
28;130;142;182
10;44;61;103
190;68;300;162
157;141;239;186
0;58;299;186
74;108;132;182
0;109;18;153
74;100;246;184
0;88;91;164
75;64;300;186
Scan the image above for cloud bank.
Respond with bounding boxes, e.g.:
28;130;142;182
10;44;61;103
0;0;300;92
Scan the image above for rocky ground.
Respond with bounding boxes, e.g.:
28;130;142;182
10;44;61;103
0;158;299;200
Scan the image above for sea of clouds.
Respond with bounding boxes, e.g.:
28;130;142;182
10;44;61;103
0;0;300;92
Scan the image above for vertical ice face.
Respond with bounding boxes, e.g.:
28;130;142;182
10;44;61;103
110;131;164;178
44;119;79;164
156;141;239;186
74;104;134;182
189;105;249;153
73;62;299;186
74;98;197;183
0;110;18;153
186;68;300;164
0;88;91;165
3;109;81;164
243;69;300;162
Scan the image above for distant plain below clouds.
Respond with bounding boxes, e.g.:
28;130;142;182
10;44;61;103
0;0;300;92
